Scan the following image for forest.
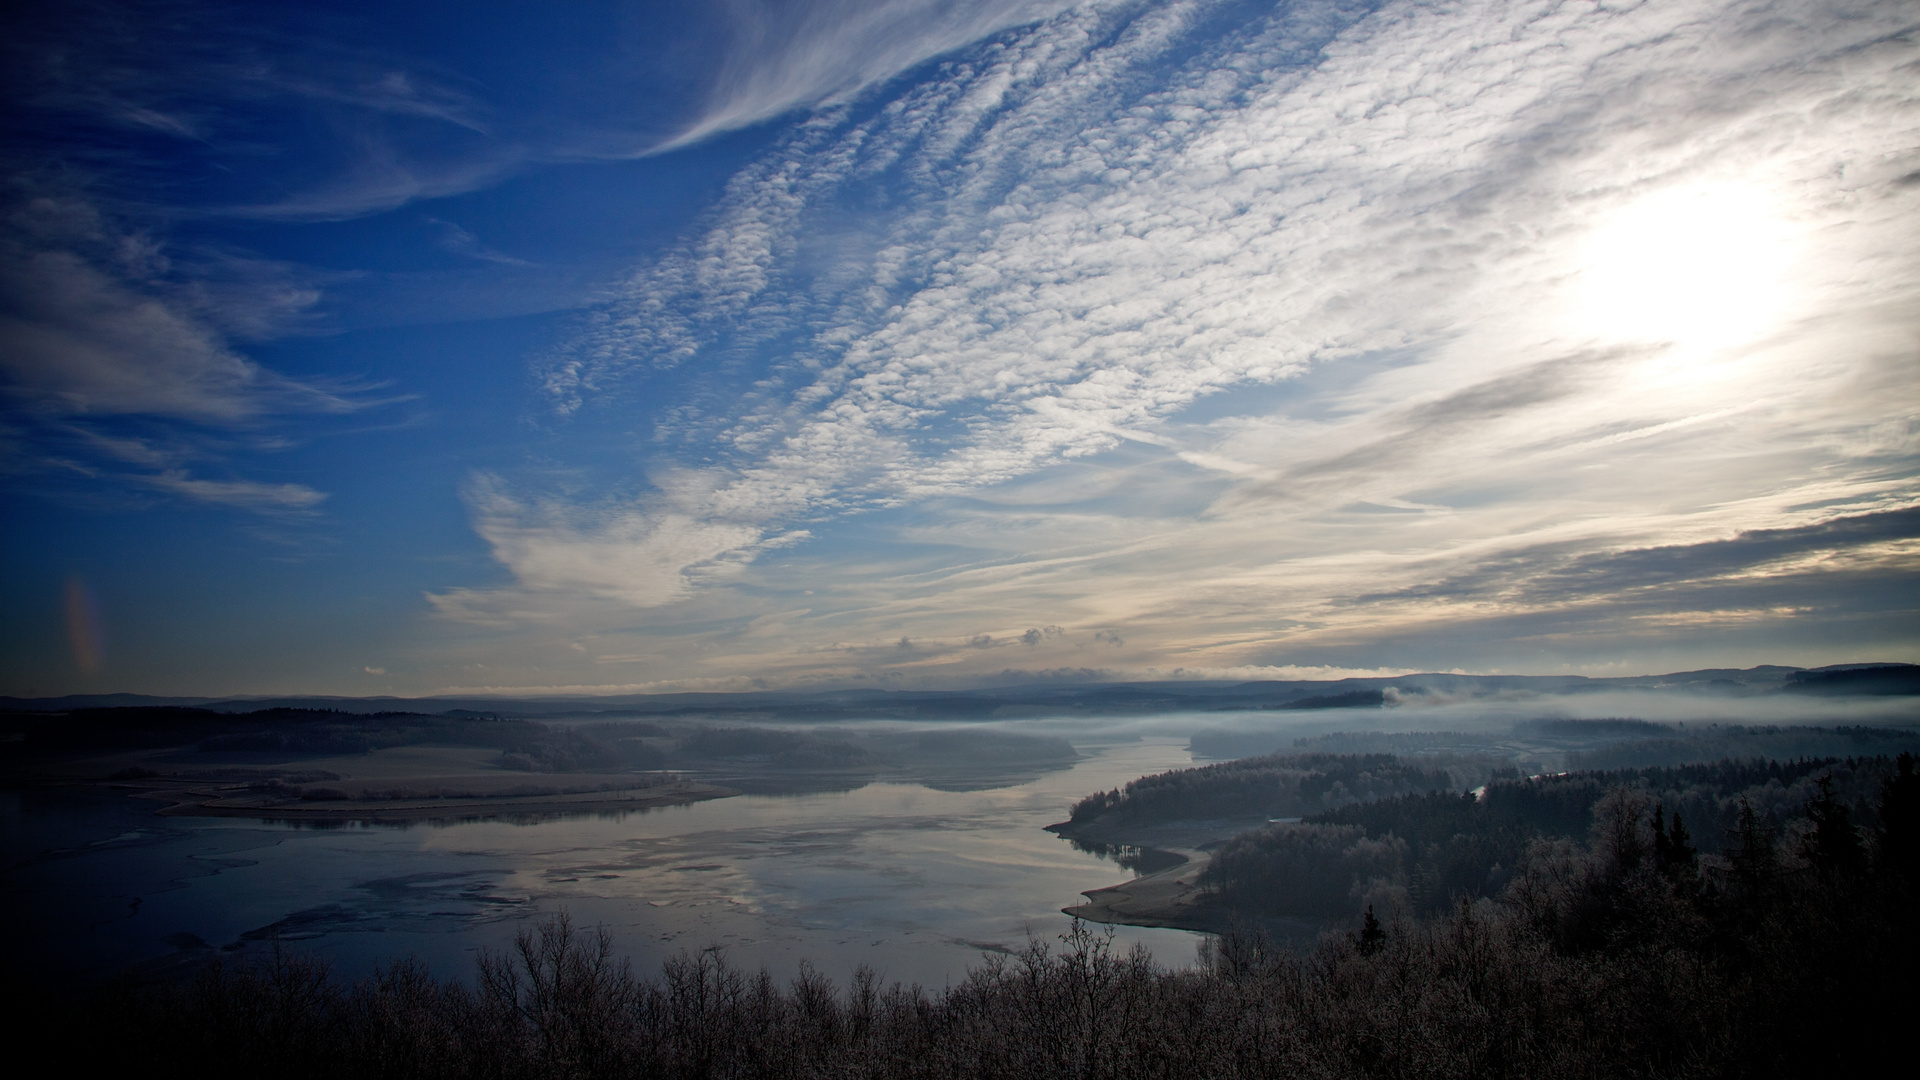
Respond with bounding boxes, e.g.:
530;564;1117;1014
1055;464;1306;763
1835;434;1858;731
1200;754;1892;916
1064;752;1470;828
8;751;1915;1078
1074;723;1920;829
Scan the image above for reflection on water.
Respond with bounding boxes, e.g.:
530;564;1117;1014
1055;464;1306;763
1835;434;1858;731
1064;838;1188;876
1;737;1207;989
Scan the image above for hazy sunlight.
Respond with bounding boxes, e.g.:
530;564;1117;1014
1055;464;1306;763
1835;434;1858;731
1573;183;1800;356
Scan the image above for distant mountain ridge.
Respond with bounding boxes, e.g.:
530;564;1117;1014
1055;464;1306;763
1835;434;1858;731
5;663;1914;720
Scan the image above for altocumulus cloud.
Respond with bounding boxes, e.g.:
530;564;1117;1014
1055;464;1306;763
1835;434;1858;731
450;0;1920;687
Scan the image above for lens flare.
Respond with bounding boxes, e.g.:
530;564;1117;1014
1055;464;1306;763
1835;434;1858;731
64;577;105;674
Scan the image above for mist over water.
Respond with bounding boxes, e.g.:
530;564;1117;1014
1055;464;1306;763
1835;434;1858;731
997;690;1920;765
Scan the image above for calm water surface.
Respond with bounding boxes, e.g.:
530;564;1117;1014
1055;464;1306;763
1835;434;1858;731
3;736;1208;989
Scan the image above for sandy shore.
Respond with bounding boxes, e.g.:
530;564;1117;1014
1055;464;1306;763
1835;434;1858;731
1052;817;1349;942
1048;816;1270;932
1062;848;1227;932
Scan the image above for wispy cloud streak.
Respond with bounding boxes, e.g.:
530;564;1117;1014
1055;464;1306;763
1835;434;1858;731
0;184;361;511
664;0;1080;148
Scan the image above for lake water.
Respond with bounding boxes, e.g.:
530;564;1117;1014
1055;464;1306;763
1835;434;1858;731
1;735;1210;990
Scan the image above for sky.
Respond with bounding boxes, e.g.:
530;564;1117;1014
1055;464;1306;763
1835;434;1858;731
1;0;1916;698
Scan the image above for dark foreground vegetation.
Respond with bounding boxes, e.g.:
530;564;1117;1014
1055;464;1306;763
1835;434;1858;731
14;754;1917;1079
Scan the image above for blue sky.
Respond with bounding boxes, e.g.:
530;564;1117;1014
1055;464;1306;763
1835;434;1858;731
3;0;1916;697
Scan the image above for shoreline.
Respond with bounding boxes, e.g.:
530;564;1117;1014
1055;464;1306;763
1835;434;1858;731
0;743;746;824
135;778;738;822
1048;815;1342;941
1062;848;1227;933
1047;816;1266;933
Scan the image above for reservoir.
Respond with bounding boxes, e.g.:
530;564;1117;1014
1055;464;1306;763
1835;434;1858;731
2;733;1206;989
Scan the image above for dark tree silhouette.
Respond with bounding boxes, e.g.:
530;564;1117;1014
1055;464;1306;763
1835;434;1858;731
1801;773;1864;873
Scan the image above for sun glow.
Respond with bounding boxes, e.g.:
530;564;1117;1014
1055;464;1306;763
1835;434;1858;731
1572;184;1800;356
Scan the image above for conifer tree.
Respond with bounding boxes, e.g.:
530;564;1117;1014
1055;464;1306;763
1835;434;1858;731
1802;773;1863;874
1652;803;1698;876
1727;796;1779;898
1876;752;1918;878
1358;905;1386;954
1668;811;1696;869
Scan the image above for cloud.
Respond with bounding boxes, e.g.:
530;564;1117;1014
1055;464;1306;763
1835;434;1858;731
225;158;525;224
426;219;534;267
450;0;1920;687
0;185;361;508
1352;506;1920;608
0;248;339;421
3;0;508;222
5;1;1064;227
1230;351;1618;506
142;469;327;509
4;1;489;135
663;0;1079;149
0;185;352;419
433;475;808;615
